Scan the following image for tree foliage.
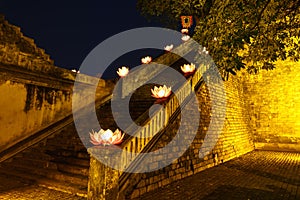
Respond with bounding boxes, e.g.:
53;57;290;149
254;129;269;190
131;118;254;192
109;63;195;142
137;0;300;77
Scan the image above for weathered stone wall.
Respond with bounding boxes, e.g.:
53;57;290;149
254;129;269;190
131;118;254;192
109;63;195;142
129;74;254;198
242;60;300;151
0;16;114;153
0;63;113;153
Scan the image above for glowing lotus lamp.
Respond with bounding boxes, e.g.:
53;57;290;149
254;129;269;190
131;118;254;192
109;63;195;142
181;29;189;34
164;44;174;51
141;56;152;64
151;85;172;99
89;129;124;146
181;63;196;74
117;66;129;77
181;35;190;42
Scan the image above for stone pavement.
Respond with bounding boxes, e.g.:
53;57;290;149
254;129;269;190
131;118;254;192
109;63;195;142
0;150;299;199
135;151;300;200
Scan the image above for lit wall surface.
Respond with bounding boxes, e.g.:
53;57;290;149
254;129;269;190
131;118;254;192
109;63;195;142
243;60;300;151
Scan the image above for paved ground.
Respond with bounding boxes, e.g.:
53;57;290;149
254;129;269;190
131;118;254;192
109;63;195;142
137;150;300;200
0;150;299;199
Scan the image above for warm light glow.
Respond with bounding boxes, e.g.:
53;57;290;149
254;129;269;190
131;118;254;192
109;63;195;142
117;66;129;77
181;29;189;34
71;69;80;73
151;85;172;98
89;129;124;145
181;63;196;73
181;16;193;28
181;35;190;42
164;44;174;51
141;56;152;64
199;47;209;54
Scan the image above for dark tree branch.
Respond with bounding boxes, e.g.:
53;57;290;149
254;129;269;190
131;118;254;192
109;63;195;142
250;0;272;31
201;0;214;18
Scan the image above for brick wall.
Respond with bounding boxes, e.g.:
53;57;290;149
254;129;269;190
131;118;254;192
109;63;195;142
242;60;300;151
129;74;254;198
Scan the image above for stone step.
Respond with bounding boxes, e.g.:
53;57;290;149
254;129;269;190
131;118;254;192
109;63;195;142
0;166;87;197
14;148;50;158
1;162;88;187
44;143;87;152
45;149;90;160
6;156;58;170
52;156;90;168
55;162;89;176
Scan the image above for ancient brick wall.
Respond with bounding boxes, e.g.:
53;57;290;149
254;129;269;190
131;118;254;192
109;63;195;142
242;60;300;151
129;74;254;198
0;16;114;153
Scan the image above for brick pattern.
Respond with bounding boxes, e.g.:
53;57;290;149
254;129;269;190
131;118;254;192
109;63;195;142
2;151;299;199
129;75;254;198
134;151;300;200
242;60;300;151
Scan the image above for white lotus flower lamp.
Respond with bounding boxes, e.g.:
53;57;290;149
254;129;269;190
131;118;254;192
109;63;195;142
151;85;172;99
89;129;124;146
181;35;190;42
181;63;196;74
117;66;129;77
164;44;174;51
141;56;152;64
181;29;189;34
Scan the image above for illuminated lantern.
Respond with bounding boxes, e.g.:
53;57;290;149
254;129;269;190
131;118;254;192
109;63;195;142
71;69;80;73
141;56;152;64
181;16;193;28
117;66;129;77
89;129;124;146
181;29;189;34
151;85;172;98
181;35;190;42
181;63;196;74
164;44;174;51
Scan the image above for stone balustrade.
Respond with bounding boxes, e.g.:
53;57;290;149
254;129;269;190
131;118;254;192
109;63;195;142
87;48;207;199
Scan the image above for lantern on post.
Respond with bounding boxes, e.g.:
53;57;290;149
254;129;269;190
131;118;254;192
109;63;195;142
181;16;193;28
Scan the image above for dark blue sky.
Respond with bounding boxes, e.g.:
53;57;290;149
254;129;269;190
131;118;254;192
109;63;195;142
0;0;163;73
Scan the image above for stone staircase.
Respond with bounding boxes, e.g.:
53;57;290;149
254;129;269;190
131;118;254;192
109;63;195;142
0;56;193;197
0;123;90;197
0;84;168;197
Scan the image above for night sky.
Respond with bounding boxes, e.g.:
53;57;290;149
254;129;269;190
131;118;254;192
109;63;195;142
0;0;165;77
